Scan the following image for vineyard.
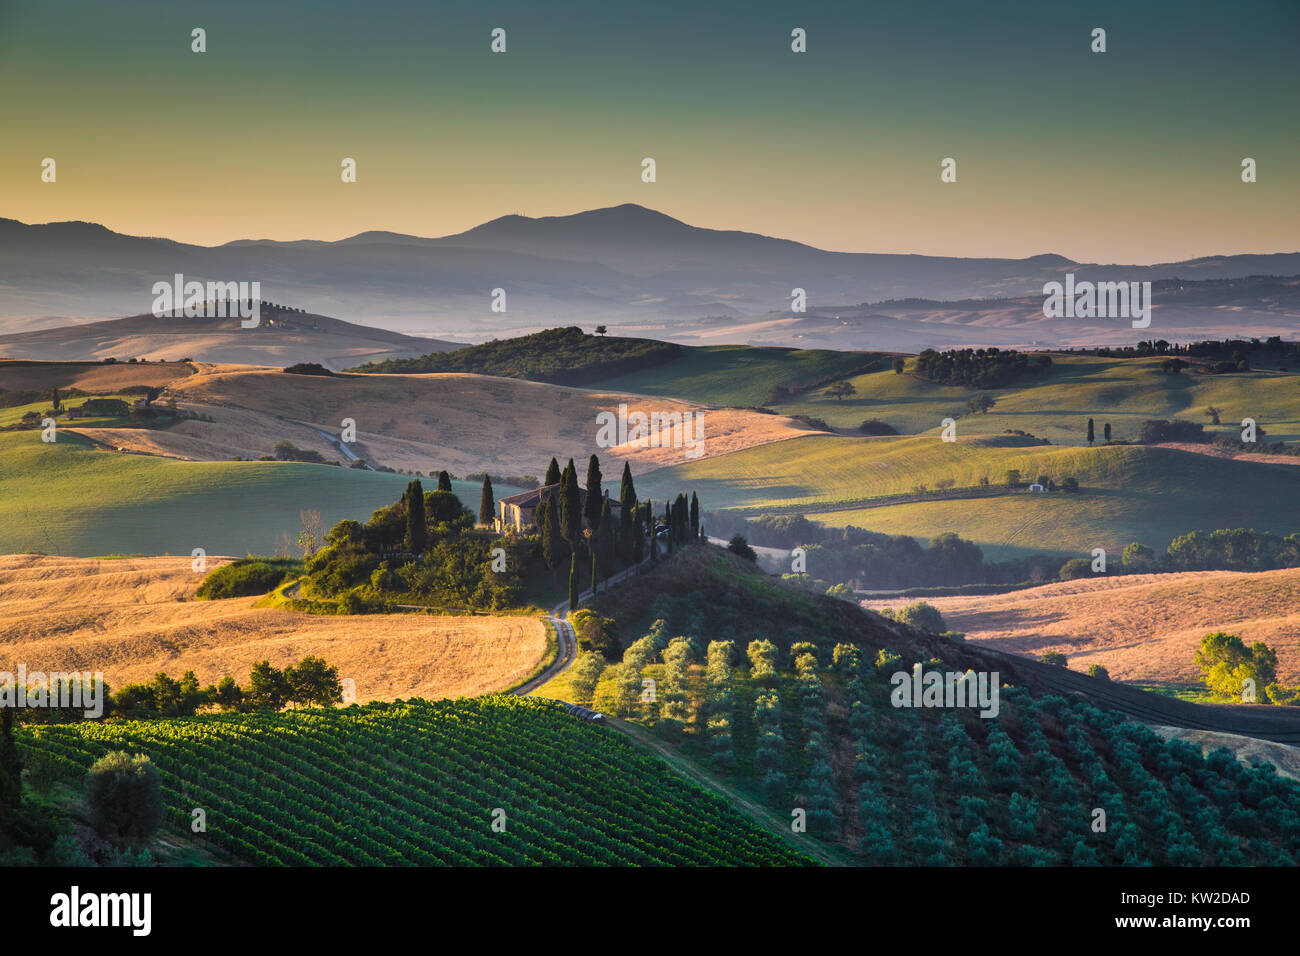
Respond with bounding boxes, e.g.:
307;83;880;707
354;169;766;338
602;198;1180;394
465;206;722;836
17;696;812;866
579;636;1300;865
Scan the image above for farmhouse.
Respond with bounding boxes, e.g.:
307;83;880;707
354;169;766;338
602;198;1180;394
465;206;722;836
495;482;619;534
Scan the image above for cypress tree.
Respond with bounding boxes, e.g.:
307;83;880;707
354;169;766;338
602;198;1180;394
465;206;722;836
619;461;635;503
664;500;674;554
633;503;646;562
438;470;453;493
478;475;495;526
597;497;616;578
1104;422;1112;443
1087;418;1095;446
560;459;582;550
404;479;426;554
584;454;603;530
689;491;700;541
591;544;599;594
619;478;637;564
540;493;566;574
545;457;562;487
647;500;658;561
568;555;579;611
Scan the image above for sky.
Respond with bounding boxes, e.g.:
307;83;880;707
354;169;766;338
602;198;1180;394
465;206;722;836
1;0;1297;262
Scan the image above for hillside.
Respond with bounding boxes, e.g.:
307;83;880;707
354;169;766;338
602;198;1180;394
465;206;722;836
584;343;888;407
0;431;424;557
0;555;547;701
75;364;819;476
892;567;1300;687
767;353;1300;445
534;545;1300;864
0;309;452;369
352;325;682;383
16;697;813;865
636;435;1300;560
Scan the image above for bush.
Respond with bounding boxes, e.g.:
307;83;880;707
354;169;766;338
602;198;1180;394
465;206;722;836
1086;664;1111;680
858;419;898;435
272;440;328;463
1058;557;1094;580
1039;652;1068;667
85;752;163;847
882;600;947;634
726;535;757;562
283;363;333;376
1138;419;1205;444
196;560;292;599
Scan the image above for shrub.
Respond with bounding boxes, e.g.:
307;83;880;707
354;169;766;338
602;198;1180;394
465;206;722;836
1086;664;1111;680
726;535;757;562
1039;651;1068;667
858;419;898;435
195;560;292;599
883;600;947;634
85;752;163;847
1058;557;1094;580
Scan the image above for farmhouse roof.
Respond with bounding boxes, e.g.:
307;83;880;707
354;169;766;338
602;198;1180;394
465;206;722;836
497;482;620;510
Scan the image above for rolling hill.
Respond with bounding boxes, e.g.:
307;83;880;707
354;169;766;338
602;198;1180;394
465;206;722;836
768;353;1300;445
0;309;453;369
635;435;1300;560
876;567;1300;687
0;430;431;557
65;363;820;476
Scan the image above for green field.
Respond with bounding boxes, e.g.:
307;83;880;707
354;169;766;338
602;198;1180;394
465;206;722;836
637;434;1300;559
19;696;812;866
586;344;887;407
769;354;1300;445
0;432;512;557
0;393;140;428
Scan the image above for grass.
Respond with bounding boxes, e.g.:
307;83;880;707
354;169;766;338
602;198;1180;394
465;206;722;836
769;354;1300;445
0;393;139;428
585;344;886;407
0;431;512;557
638;434;1300;559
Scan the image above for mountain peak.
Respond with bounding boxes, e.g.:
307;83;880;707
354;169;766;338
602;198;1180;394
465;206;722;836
450;203;695;242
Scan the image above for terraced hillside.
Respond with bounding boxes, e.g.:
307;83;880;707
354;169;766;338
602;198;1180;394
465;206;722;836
18;696;813;866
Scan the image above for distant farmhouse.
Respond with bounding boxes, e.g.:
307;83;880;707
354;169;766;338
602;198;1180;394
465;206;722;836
495;482;619;534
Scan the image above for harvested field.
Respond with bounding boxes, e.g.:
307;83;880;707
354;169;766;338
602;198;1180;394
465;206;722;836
0;555;547;702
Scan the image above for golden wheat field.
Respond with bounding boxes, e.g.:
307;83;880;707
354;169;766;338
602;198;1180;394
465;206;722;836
885;568;1300;686
0;555;547;702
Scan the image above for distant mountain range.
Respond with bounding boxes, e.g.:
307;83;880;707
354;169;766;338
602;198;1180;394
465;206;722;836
2;204;1298;348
